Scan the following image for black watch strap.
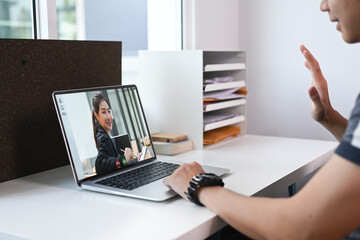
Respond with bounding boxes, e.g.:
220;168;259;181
185;173;224;206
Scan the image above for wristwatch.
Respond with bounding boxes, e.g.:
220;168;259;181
185;173;224;206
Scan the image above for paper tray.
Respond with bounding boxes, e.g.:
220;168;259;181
204;115;245;132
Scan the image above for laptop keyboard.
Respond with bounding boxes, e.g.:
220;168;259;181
96;161;180;191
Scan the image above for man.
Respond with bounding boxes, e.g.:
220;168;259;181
163;0;360;239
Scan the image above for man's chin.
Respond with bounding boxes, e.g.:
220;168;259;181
342;33;360;44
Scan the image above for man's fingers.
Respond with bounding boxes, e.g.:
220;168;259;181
309;86;322;105
163;177;171;189
301;45;327;88
300;45;317;70
303;49;318;69
302;48;323;76
299;44;307;54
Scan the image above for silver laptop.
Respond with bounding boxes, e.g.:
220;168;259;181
53;85;229;201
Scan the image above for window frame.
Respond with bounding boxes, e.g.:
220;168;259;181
35;0;182;49
34;0;57;39
34;0;183;80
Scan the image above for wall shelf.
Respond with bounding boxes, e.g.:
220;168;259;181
136;50;247;149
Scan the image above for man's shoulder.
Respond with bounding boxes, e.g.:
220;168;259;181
335;94;360;166
336;96;360;165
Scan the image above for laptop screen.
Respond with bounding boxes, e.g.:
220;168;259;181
53;85;155;181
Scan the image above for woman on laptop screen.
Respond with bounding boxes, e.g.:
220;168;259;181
92;93;138;175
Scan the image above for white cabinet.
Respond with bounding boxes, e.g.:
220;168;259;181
134;50;246;149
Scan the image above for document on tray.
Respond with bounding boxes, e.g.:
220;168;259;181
203;88;244;100
203;112;239;125
204;76;234;85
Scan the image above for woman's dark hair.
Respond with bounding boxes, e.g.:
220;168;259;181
92;93;110;149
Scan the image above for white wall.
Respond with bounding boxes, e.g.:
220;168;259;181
147;0;182;50
183;0;241;50
186;0;360;141
123;0;182;86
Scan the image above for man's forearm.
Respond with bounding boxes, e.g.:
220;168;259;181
198;187;295;240
197;156;360;240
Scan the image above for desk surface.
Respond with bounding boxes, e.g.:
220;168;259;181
0;135;338;240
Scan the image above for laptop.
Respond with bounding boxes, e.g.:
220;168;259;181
53;85;229;201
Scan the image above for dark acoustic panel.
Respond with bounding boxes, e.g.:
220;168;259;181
0;39;121;183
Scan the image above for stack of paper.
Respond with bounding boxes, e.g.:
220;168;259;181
204;76;234;85
151;133;193;155
203;112;239;125
203;126;241;145
152;140;193;155
203;80;245;92
203;88;246;101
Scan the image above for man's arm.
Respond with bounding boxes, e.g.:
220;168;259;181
164;156;360;239
300;45;348;141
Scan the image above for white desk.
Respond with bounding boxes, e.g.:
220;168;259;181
0;135;338;240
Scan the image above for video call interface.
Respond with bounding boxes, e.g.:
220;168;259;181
56;86;155;180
